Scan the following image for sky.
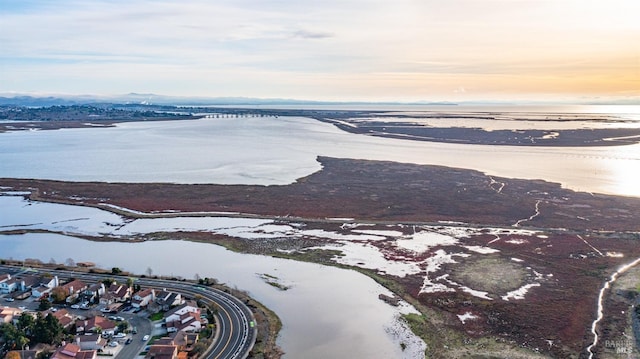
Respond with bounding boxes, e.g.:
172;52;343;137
1;0;639;103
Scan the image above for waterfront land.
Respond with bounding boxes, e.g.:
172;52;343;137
2;105;640;358
3;104;640;147
3;156;640;358
0;260;279;359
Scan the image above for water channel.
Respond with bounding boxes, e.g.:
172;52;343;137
0;230;424;358
2;110;640;357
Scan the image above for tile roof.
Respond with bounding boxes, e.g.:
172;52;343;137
145;345;177;359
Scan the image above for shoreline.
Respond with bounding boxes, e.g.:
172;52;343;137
2;106;640;147
4;155;640;357
0;258;284;358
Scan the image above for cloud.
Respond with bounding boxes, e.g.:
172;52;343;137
291;30;333;39
1;0;638;101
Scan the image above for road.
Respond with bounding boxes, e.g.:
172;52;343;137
0;265;257;359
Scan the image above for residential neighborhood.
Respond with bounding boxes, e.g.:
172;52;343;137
0;267;213;359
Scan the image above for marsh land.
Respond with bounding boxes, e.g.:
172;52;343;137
2;104;640;358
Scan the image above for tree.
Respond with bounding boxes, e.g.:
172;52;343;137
0;323;29;350
145;267;153;277
126;277;134;288
192;342;208;355
117;321;129;333
32;312;64;345
17;313;35;334
206;308;216;323
65;258;75;267
111;267;122;275
50;287;68;303
38;298;52;311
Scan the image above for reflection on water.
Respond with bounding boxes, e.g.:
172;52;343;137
598;152;640;197
0;194;427;357
0;113;639;197
0;233;425;359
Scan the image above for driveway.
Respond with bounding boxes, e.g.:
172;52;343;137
115;313;154;359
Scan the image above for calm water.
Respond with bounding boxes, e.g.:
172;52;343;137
0;231;424;358
1;106;639;357
0;110;639;196
0;195;426;358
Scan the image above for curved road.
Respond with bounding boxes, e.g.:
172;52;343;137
2;266;257;359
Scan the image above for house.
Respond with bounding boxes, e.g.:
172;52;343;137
153;338;175;346
60;279;88;303
31;284;53;298
155;290;183;311
0;273;10;287
169;331;199;353
98;291;116;306
51;309;75;329
164;301;202;333
132;288;155;308
28;275;59;298
144;344;178;359
80;283;105;303
51;343;97;359
164;301;200;323
0;277;20;294
62;279;88;295
75;334;107;351
76;316;116;334
23;275;59;292
0;306;23;324
107;283;131;303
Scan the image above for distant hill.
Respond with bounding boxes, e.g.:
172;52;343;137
0;93;457;107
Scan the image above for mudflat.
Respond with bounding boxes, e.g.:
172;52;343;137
3;156;640;358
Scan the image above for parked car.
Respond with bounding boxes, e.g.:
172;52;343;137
70;304;80;309
142;335;149;341
109;341;118;347
114;333;126;338
125;338;132;345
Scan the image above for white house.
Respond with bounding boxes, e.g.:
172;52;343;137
0;276;19;294
76;334;107;351
164;301;202;333
132;288;155;308
31;276;59;298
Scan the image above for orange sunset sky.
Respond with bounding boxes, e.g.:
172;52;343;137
1;0;639;103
